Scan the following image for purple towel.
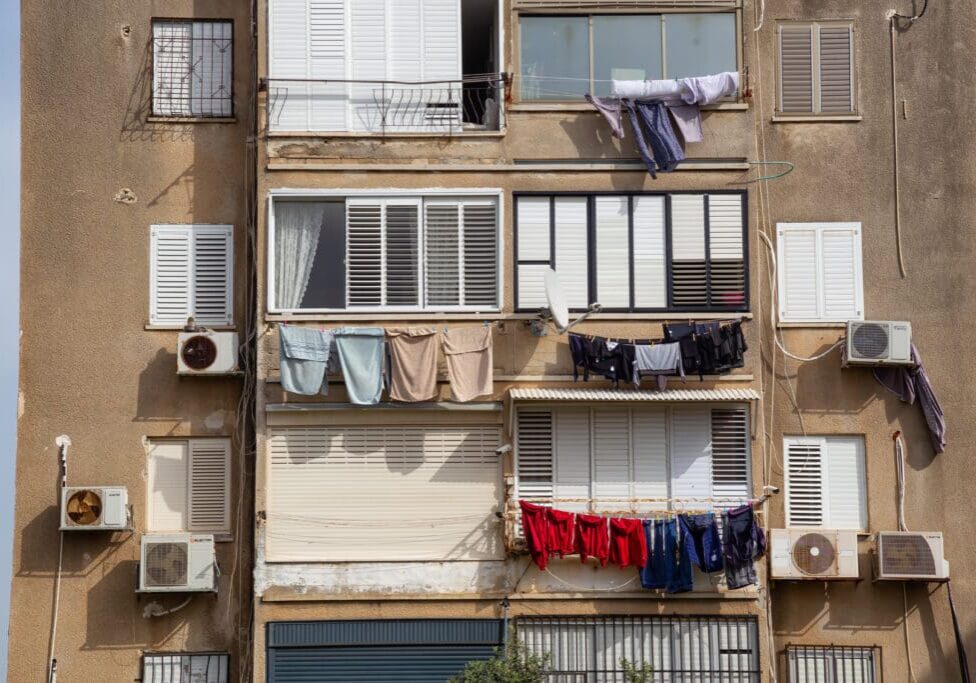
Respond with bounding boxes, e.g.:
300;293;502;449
874;344;946;454
585;94;625;140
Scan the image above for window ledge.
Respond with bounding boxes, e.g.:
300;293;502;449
266;160;751;172
146;116;237;124
266;130;506;139
265;312;752;323
777;322;849;329
145;324;238;331
771;114;862;123
509;101;748;113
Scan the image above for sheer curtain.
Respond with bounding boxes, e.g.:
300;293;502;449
275;202;326;309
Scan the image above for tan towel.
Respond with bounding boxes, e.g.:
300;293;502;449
442;327;493;402
387;327;440;402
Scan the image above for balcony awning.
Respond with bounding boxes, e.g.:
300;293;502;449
509;387;760;402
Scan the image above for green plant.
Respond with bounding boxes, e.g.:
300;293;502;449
449;639;550;683
620;657;654;683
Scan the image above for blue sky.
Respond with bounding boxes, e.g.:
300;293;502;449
0;0;19;674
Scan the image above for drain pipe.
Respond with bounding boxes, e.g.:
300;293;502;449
47;435;71;683
887;10;908;278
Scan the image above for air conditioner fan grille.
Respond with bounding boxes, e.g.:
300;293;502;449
792;532;836;575
851;323;889;359
181;335;218;370
145;542;189;587
66;489;103;526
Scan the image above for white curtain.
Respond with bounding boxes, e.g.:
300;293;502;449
275;202;326;309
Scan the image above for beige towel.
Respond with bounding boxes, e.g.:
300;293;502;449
442;327;493;402
387;327;440;402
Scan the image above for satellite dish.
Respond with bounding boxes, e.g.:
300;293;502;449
533;268;602;336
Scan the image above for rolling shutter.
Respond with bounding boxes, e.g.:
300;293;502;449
516;197;551;309
516;410;554;501
150;225;233;327
267;425;503;561
632;196;667;309
594;197;631;308
555;198;590;310
671;195;707;308
632;408;668;511
188;439;231;533
670;407;712;500
778;24;814;113
591;409;630;507
819;25;854;113
710;408;750;501
554;407;592;512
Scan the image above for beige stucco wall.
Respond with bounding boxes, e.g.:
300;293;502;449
13;0;252;681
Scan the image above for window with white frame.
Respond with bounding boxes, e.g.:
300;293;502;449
515;404;751;510
777;21;856;116
518;12;738;101
147;439;231;536
516;193;747;313
787;645;878;683
150;224;234;326
270;195;500;312
784;436;867;531
776;222;863;324
152;20;233;118
142;652;230;683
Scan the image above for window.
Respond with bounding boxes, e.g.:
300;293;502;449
784;436;867;531
150;224;234;327
143;652;229;683
147;439;231;536
519;616;760;681
152;20;233;118
516;405;750;510
776;222;863;324
270;195;500;313
778;21;855;115
515;193;747;313
787;645;879;683
518;12;738;100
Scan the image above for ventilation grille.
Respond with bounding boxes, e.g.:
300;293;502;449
145;542;189;587
850;322;889;359
792;532;836;575
880;534;937;577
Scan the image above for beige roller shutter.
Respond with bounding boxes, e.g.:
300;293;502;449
778;21;854;115
267;424;503;562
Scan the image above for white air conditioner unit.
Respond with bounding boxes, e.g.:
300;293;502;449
875;531;949;582
177;332;238;375
844;321;913;366
770;529;860;580
138;534;216;593
60;486;129;531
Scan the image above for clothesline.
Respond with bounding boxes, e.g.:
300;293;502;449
517;72;747;85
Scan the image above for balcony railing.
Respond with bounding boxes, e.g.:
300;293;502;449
266;73;509;135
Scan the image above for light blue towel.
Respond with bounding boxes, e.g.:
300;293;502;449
279;324;332;396
334;327;386;405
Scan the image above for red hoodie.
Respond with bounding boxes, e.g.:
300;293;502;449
519;500;550;569
609;517;648;569
575;514;610;566
547;508;576;558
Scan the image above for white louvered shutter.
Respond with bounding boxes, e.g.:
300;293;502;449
148;441;188;532
426;201;462;306
517;197;552;309
554;197;590;310
384;203;421;306
778;223;862;323
308;0;348;130
150;226;191;325
594;196;631;308
269;0;312;130
461;201;499;307
710;408;750;503
632;408;668;512
191;226;234;326
346;202;384;306
820;224;863;321
824;436;867;530
390;0;423;81
708;195;746;308
819;24;854;113
670;407;712;502
632;196;667;309
516;410;554;501
670;195;707;307
191;22;233;117
267;425;502;561
591;408;630;510
349;0;387;132
554;407;591;512
422;0;463;131
188;439;230;533
785;438;825;527
346;200;420;307
425;199;498;308
777;225;820;322
779;24;814;113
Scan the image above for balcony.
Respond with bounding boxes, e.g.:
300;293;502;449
265;73;508;136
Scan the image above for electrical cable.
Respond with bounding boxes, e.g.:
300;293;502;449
46;437;70;683
894;432;908;532
889;14;908;278
903;584;919;683
753;0;766;32
947;581;972;683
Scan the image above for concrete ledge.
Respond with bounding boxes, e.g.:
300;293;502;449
771;115;862;123
266;161;752;172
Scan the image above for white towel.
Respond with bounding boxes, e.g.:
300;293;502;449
612;78;683;99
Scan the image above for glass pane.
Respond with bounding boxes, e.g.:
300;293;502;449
592;15;663;97
665;13;737;80
519;16;590;100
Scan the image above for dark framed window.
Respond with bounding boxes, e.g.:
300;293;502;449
786;645;879;683
514;191;748;313
142;652;229;683
151;19;234;118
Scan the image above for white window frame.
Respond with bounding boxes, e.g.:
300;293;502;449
267;188;504;314
784;435;867;532
149;224;235;328
776;222;863;324
146;438;232;538
776;20;856;116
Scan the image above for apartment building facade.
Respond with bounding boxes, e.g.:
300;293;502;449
13;0;976;682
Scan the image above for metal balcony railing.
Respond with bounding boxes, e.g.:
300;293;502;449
266;73;509;135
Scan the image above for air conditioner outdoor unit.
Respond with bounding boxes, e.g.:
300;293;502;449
770;529;860;580
875;531;949;581
844;321;913;366
177;332;238;375
138;534;216;593
60;486;129;531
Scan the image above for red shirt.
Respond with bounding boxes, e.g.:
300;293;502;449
575;514;610;566
519;500;550;569
547;508;576;558
609;517;648;569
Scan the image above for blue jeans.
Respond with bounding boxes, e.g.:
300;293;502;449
679;513;725;573
640;519;694;593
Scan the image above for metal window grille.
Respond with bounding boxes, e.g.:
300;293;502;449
142;652;229;683
152;20;233;118
786;645;879;683
518;616;760;682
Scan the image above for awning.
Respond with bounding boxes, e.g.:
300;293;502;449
508;387;760;402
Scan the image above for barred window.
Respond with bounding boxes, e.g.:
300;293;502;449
152;20;233;118
142;652;229;683
786;645;879;683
